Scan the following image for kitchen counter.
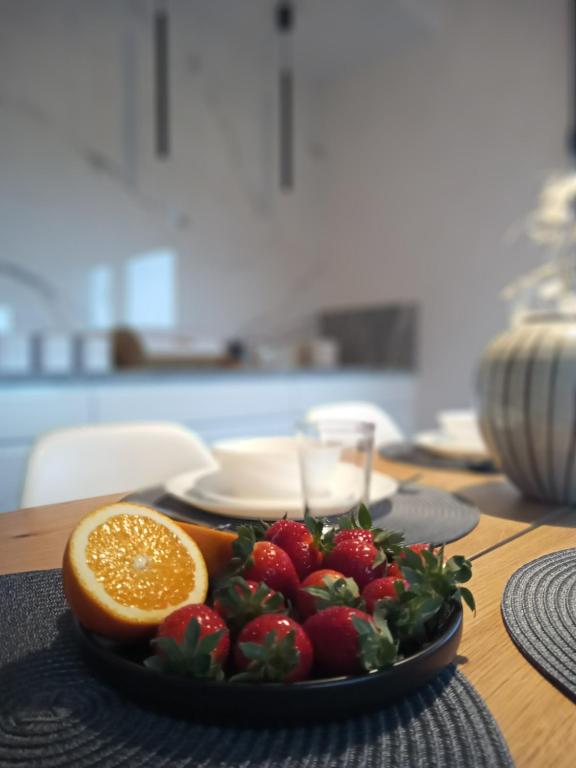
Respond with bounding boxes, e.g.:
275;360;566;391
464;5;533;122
0;366;408;386
0;368;416;512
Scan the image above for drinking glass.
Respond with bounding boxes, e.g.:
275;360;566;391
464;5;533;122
296;419;375;518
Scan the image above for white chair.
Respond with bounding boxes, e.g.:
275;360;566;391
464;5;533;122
305;401;404;448
21;422;216;508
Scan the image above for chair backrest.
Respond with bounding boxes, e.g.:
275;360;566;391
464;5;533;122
21;421;216;508
305;401;404;448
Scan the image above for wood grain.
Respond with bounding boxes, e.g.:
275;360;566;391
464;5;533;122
458;512;576;767
1;461;575;767
0;492;123;575
0;464;543;574
0;462;562;573
376;457;563;559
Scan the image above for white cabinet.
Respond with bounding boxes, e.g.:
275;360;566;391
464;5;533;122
0;388;93;440
0;370;415;512
95;379;295;423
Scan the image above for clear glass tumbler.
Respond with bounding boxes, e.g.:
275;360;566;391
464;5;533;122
296;419;375;518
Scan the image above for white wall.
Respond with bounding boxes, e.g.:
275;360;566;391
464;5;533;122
0;0;324;341
0;0;571;428
315;0;569;426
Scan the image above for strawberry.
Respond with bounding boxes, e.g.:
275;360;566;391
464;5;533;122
386;544;430;578
304;605;397;676
233;615;313;682
334;528;373;546
242;541;300;600
296;569;362;620
265;519;323;579
324;539;386;589
398;543;430;560
326;504;405;582
213;576;286;632
386;561;403;579
144;604;229;680
374;548;475;652
362;577;408;612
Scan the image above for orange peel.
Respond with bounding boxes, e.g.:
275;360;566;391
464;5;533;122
63;502;208;638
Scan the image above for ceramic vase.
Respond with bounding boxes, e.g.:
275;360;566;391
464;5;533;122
478;313;576;504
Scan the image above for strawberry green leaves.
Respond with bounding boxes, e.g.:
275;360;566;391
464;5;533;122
302;575;363;612
400;546;475;612
213;576;286;632
338;503;405;553
376;545;475;653
352;612;398;672
457;586;476;613
231;523;262;564
145;618;226;680
357;503;373;531
232;629;301;682
232;616;313;682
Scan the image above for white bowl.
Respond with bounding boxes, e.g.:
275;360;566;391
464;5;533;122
212;437;302;499
437;410;482;443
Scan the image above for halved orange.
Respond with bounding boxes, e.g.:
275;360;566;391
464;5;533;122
63;502;208;639
176;520;237;578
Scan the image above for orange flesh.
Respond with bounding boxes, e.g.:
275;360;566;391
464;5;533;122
85;514;197;610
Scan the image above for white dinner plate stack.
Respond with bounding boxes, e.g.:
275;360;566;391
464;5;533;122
414;410;489;464
165;436;398;520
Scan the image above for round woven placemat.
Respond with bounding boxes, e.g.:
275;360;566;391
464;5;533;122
128;483;480;547
0;569;512;768
369;485;480;546
501;548;576;702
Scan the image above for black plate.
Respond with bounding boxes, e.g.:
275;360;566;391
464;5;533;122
75;606;463;725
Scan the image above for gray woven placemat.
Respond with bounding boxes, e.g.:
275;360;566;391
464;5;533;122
0;569;513;768
501;548;576;702
128;483;480;547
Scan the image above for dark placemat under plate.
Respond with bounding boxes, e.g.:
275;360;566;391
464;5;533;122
501;548;576;702
369;484;480;546
0;569;512;768
128;482;480;547
380;443;498;473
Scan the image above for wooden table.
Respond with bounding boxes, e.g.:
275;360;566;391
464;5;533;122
1;458;575;766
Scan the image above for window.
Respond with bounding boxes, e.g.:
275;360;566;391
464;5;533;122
0;305;14;334
124;250;177;329
88;264;114;329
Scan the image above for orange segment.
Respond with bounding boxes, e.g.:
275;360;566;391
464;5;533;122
176;521;237;578
63;503;208;638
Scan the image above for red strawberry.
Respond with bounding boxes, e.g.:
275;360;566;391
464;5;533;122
324;540;385;589
386;561;403;579
304;605;397;676
233;614;313;682
265;519;323;579
386;544;430;579
242;541;300;600
146;604;230;679
334;529;373;546
362;577;408;612
213;576;286;632
296;569;361;620
399;543;430;560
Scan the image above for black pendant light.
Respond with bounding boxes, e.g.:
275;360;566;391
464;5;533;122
154;1;170;159
275;1;295;191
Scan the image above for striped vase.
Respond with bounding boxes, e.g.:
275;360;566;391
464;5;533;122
478;314;576;504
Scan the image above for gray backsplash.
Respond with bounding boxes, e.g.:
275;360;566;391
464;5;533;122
320;304;418;370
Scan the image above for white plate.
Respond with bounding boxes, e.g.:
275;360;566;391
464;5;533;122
414;430;489;463
164;466;398;520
